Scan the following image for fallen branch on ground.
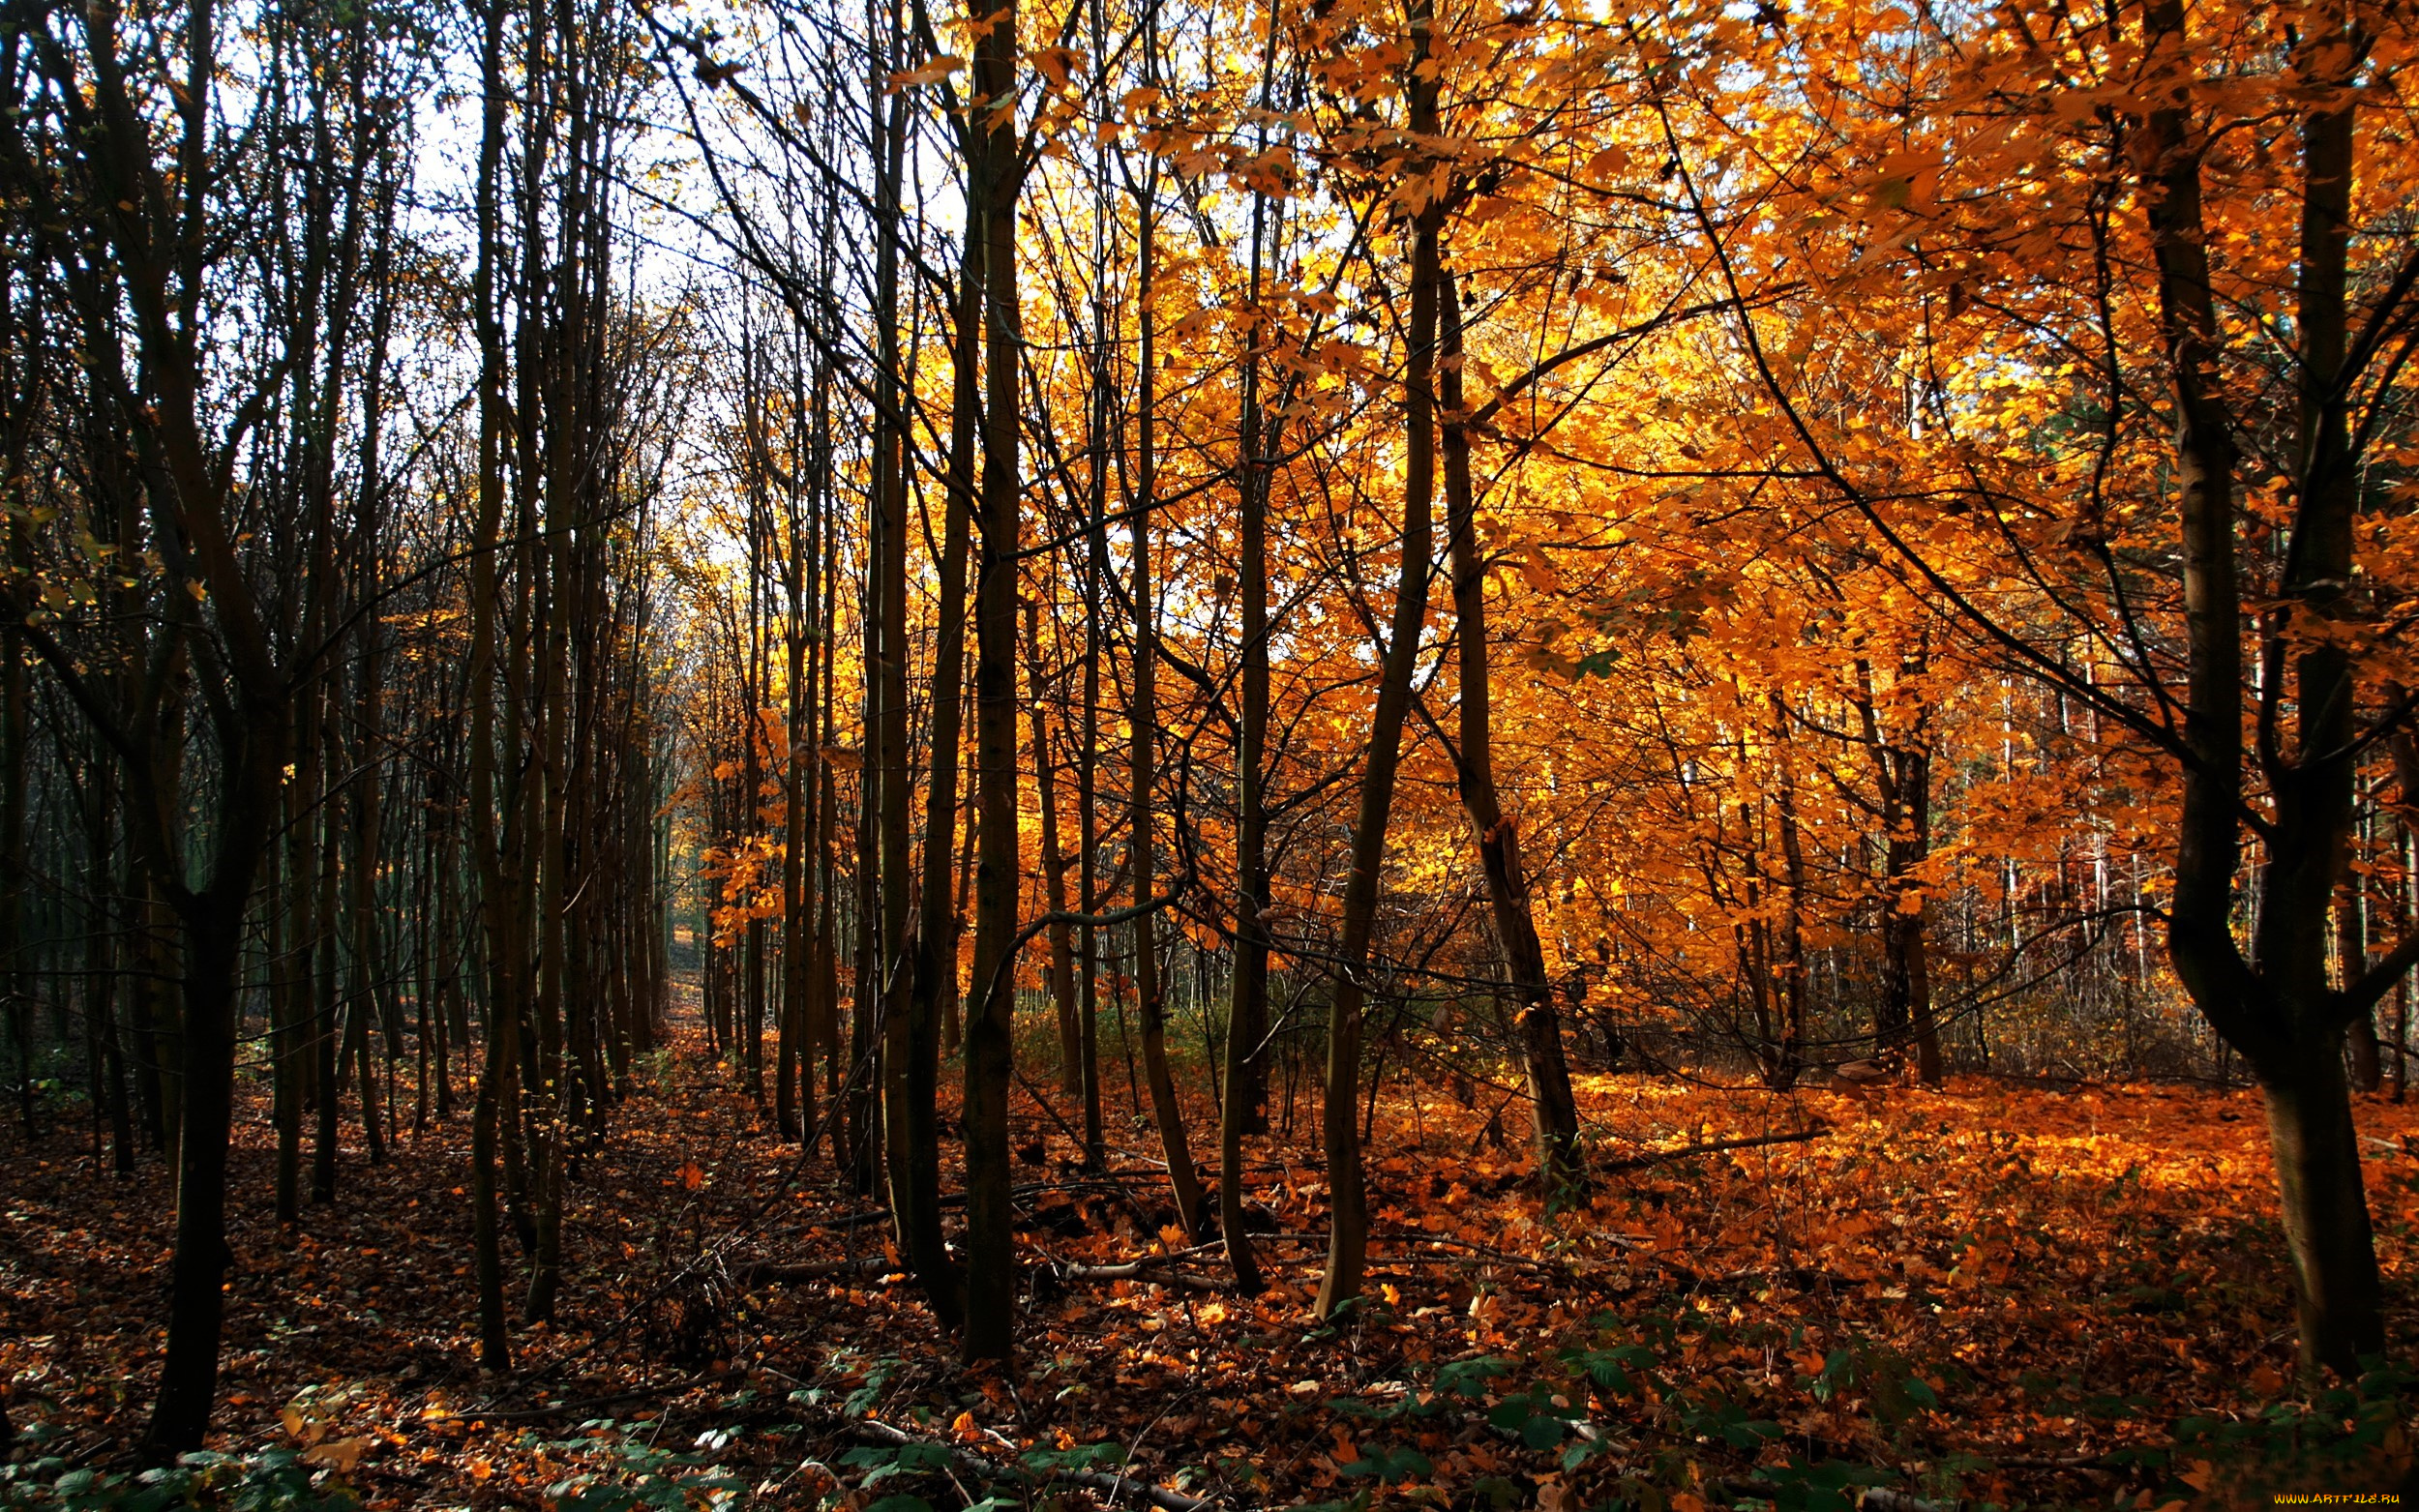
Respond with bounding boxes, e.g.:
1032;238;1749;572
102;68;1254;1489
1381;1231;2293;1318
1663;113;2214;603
735;1256;893;1285
1599;1126;1830;1173
1049;1258;1227;1291
420;1376;707;1426
849;1417;1214;1511
1712;1478;1954;1511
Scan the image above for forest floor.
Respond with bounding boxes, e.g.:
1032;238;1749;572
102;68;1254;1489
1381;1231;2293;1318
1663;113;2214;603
4;1021;2418;1512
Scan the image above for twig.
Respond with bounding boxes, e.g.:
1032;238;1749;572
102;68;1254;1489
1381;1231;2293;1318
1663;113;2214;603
735;1256;893;1285
421;1376;707;1426
811;1174;1169;1230
1050;1259;1228;1291
1599;1126;1830;1173
849;1417;1213;1511
1713;1478;1956;1511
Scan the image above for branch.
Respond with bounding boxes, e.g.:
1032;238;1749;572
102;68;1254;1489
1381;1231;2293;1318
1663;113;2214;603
1598;1126;1830;1174
848;1418;1214;1512
2339;928;2419;1025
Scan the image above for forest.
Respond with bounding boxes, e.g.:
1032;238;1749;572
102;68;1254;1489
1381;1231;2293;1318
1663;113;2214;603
2;0;2418;1504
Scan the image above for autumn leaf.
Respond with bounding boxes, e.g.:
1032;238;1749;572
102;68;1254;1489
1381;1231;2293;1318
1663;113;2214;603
888;54;963;88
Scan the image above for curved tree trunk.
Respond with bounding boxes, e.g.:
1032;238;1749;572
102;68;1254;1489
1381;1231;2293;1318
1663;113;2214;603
2144;0;2391;1376
1130;181;1205;1242
1437;270;1584;1201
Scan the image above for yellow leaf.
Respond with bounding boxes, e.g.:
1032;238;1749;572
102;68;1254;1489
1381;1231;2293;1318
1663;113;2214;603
889;54;963;88
1584;144;1629;180
1517;550;1562;594
1030;46;1084;88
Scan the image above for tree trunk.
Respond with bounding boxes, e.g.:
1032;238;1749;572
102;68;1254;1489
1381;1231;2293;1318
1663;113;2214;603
1221;163;1272;1292
1437;269;1584;1200
1317;39;1442;1314
1765;701;1809;1088
1854;654;1942;1083
2261;1027;2385;1376
2142;0;2388;1375
1129;186;1205;1241
142;891;248;1452
1026;599;1081;1098
963;0;1025;1361
465;0;515;1370
1;547;27;1141
780;393;812;1141
312;757;343;1203
2339;840;2380;1092
889;141;978;1333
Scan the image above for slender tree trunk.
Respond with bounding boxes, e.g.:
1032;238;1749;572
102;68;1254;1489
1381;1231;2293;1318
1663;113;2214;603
1853;655;1942;1083
1077;419;1107;1171
885;131;971;1332
1221;161;1271;1291
274;738;309;1221
1317;33;1442;1314
312;744;343;1203
1437;270;1583;1198
780;476;810;1141
86;759;133;1175
1026;599;1080;1097
963;0;1026;1361
465;0;514;1371
1772;704;1809;1088
2340;833;2381;1091
0;549;27;1141
1889;746;1943;1082
1129;188;1204;1240
1074;0;1115;1172
144;875;269;1453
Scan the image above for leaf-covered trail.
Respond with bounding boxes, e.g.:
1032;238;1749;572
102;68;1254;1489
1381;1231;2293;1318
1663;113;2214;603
5;1034;2416;1508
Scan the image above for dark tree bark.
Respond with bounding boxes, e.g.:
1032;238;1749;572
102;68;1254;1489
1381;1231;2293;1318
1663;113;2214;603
1221;151;1272;1293
1436;270;1585;1200
465;0;516;1373
1317;5;1443;1315
962;0;1027;1362
2142;1;2404;1377
1128;183;1205;1242
1026;598;1081;1097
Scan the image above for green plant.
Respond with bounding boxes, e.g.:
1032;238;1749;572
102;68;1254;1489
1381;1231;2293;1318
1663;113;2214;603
0;1448;358;1512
